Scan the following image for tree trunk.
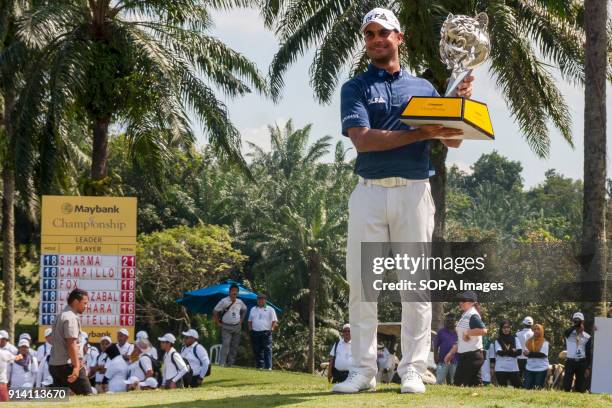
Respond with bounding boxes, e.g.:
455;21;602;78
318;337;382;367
430;141;448;331
307;253;319;374
581;0;608;324
91;116;111;181
1;92;16;340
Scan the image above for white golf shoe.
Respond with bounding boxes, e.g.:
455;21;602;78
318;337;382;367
400;369;426;394
332;371;376;393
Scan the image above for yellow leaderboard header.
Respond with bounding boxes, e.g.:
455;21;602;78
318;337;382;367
39;196;137;342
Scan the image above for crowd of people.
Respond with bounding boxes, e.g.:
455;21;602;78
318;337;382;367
329;291;594;393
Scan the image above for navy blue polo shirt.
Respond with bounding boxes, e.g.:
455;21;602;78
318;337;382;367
340;64;439;179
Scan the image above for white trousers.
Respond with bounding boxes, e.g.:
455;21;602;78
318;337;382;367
347;180;434;378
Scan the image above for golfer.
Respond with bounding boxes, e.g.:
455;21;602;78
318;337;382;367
335;7;473;394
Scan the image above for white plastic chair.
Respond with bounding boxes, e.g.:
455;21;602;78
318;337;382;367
210;344;222;365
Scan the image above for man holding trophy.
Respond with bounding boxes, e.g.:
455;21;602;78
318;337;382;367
336;8;489;394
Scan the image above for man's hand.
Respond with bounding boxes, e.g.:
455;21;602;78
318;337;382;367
418;124;463;140
456;75;474;98
68;367;80;383
14;354;23;362
169;380;177;389
585;368;591;378
463;332;471;341
443;352;453;365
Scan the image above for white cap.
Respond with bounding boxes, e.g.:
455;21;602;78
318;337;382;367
573;312;585;321
522;316;534;326
118;328;129;336
100;336;112;344
136;331;149;340
124;375;141;385
19;333;32;341
44;328;53;337
158;333;176;343
361;8;401;33
18;339;30;347
342;323;350;331
139;377;158;388
0;330;9;339
182;329;199;339
135;339;151;353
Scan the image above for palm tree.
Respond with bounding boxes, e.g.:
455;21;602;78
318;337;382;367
248;121;352;372
581;0;608;321
12;0;267;196
262;0;592;329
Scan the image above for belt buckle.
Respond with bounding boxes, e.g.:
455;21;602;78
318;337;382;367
380;178;396;188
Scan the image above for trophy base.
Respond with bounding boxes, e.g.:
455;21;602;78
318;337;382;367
400;96;494;140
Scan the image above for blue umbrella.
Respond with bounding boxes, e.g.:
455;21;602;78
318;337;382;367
177;280;282;315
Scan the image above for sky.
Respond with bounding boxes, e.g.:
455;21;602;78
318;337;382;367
196;8;611;188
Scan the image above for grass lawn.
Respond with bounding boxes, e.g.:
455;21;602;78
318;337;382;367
17;366;612;408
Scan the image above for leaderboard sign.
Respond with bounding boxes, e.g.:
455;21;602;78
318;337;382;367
39;196;137;343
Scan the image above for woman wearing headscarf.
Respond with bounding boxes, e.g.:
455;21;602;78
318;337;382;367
493;320;522;387
103;344;128;393
8;339;38;388
446;291;488;387
523;324;549;389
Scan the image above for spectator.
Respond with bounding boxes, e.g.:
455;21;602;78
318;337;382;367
8;339;38;388
136;331;158;359
0;331;17;355
562;312;591;393
36;328;53;366
248;294;278;370
482;338;495;386
94;336;111;394
448;291;487;387
523;324;549;389
81;332;99;387
213;283;247;366
103;344;128;393
35;351;53;388
48;288;92;395
180;329;210;387
117;329;134;361
0;349;22;401
434;314;458;385
328;324;352;384
18;334;36;358
158;333;188;389
493;320;522;388
515;316;534;381
125;339;158;391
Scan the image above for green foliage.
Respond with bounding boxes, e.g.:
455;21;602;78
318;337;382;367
136;224;247;329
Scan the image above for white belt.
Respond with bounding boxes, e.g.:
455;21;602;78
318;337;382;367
359;176;427;188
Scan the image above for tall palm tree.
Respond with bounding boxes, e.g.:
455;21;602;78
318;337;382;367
12;0;267;196
248;121;352;372
581;0;608;320
262;0;595;329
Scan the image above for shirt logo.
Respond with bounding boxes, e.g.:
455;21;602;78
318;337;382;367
368;96;386;104
342;113;360;123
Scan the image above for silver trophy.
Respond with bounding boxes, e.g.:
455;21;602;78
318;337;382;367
439;13;491;96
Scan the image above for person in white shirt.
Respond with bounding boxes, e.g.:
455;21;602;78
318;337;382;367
94;336;111;394
248;294;278;370
493;320;522;388
445;291;487;387
481;340;495;385
136;331;158;359
180;329;210;387
158;333;188;389
18;334;36;359
0;349;22;401
328;324;352;384
125;339;158;391
562;312;591;393
515;316;533;380
213;283;247;366
117;329;134;361
523;323;549;389
36;328;53;367
103;344;128;393
0;331;17;355
81;332;99;387
8;339;38;389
